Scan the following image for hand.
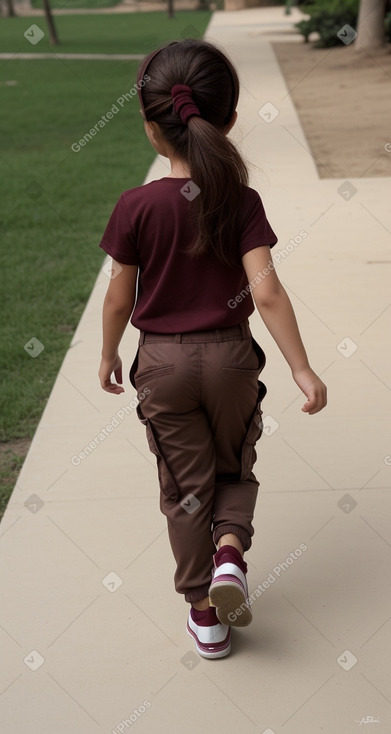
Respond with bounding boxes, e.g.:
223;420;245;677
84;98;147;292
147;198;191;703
292;366;327;415
98;353;124;394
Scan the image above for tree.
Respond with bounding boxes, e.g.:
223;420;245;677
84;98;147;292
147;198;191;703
42;0;59;46
356;0;387;50
1;0;16;17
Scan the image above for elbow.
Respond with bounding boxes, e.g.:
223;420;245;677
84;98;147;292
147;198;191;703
104;294;133;317
253;282;282;310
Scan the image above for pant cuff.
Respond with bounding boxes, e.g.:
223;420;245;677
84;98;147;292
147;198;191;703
184;583;212;604
212;524;252;553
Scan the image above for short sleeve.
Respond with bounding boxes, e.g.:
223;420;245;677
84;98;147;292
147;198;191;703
99;194;139;265
239;188;278;258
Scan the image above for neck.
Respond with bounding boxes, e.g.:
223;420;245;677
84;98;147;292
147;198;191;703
166;156;191;178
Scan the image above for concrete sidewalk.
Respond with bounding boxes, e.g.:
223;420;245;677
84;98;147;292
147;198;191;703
1;8;391;733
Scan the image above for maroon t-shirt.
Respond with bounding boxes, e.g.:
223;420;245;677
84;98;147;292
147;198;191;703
99;177;278;333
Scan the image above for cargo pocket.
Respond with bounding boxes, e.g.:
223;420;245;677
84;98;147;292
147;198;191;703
251;336;266;374
136;403;179;503
129;348;139;389
240;380;266;480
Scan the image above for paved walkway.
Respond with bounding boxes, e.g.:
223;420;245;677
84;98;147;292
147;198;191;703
1;8;391;734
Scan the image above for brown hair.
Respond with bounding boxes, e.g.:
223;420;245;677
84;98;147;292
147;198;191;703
137;39;249;268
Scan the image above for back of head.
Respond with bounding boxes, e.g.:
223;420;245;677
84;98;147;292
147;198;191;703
137;39;249;268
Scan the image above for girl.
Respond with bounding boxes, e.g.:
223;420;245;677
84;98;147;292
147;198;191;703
98;39;327;660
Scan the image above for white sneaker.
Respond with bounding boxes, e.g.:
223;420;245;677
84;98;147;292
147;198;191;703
208;547;252;627
186;606;231;659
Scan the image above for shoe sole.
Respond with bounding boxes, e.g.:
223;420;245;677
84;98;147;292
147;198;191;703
209;580;252;627
186;625;231;659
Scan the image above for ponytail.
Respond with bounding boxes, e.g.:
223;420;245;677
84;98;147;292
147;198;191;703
138;39;249;268
186;115;248;267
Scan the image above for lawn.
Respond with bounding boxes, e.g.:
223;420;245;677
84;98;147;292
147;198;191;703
0;11;209;54
0;10;212;518
31;0;119;7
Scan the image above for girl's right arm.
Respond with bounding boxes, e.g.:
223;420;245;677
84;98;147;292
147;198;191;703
242;246;327;415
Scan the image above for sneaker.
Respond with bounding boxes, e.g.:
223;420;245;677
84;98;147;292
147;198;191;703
208;545;252;627
186;606;231;659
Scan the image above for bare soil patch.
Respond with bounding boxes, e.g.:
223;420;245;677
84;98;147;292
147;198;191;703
273;41;391;179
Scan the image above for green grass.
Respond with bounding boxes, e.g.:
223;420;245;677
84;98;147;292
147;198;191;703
31;0;119;8
0;10;211;518
0;442;29;516
0;57;152;442
0;11;210;54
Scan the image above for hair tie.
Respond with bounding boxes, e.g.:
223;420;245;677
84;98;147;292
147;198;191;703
171;84;201;125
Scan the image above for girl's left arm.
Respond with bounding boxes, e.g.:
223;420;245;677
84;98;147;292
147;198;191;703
98;261;138;394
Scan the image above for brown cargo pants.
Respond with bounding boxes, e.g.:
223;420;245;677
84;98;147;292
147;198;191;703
129;319;267;604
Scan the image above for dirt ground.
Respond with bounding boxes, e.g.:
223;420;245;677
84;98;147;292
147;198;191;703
273;41;391;179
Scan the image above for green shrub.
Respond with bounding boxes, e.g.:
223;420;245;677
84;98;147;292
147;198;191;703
296;18;314;42
295;0;359;47
386;11;391;42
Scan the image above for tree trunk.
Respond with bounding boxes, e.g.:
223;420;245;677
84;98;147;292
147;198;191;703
42;0;59;46
356;0;386;50
167;0;174;18
2;0;16;16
